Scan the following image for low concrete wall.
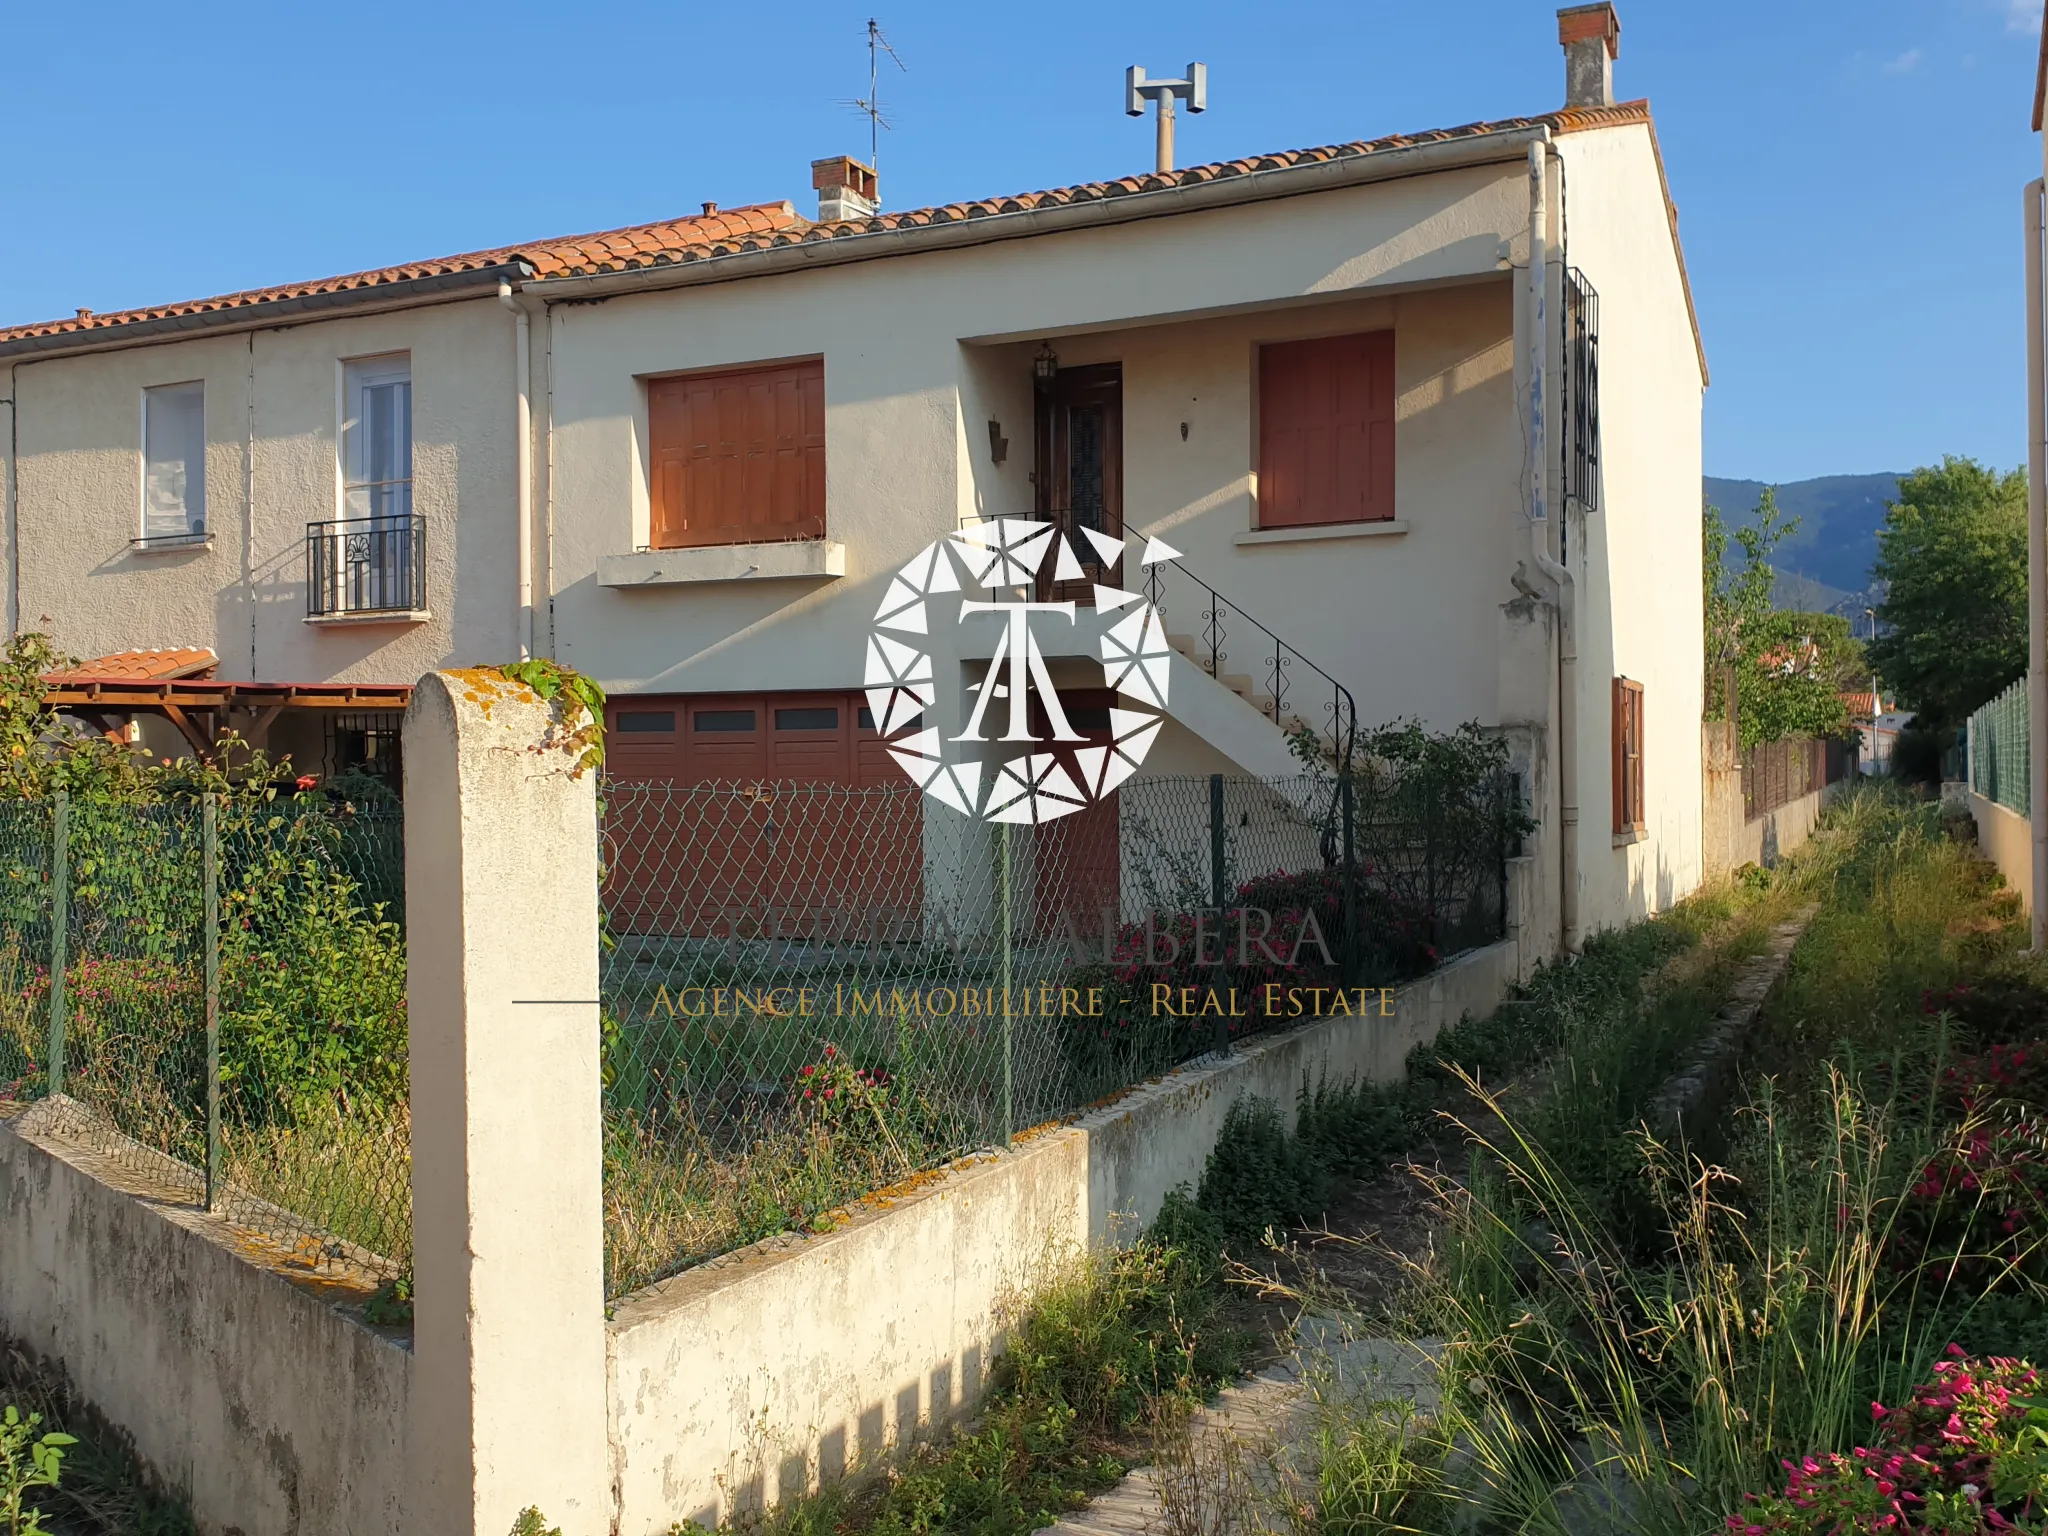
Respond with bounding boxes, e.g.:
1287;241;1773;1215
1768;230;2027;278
1732;783;1832;871
1971;791;2034;915
1702;721;1843;880
0;1098;410;1536
606;936;1524;1533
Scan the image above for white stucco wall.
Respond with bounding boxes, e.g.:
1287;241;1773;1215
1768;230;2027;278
8;296;525;681
540;164;1534;727
0;1100;410;1536
1553;123;1708;929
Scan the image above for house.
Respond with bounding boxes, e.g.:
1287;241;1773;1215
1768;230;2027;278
0;1;1705;948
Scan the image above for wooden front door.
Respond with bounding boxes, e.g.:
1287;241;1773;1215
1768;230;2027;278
1034;364;1123;603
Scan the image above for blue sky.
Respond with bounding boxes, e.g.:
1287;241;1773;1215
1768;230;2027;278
3;0;2040;483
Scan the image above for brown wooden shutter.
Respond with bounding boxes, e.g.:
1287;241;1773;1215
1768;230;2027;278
1632;683;1646;832
1257;330;1396;529
1612;678;1645;834
648;359;825;549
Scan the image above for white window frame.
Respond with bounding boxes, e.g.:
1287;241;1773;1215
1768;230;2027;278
339;353;413;524
139;381;207;545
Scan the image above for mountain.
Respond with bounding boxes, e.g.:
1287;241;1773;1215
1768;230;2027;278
1704;472;1901;615
1770;569;1856;615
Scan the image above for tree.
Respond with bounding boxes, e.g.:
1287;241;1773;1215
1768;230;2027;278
1869;456;2028;731
1736;608;1855;748
1703;490;1851;748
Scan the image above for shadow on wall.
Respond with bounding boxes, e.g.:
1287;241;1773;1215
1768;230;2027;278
692;1338;990;1529
1615;841;1685;934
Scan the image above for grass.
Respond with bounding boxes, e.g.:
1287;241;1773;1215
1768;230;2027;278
700;846;1780;1536
218;1099;412;1273
1149;874;1772;1273
1287;783;2048;1535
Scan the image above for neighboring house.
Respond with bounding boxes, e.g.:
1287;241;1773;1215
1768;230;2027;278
0;2;1705;946
1839;690;1897;775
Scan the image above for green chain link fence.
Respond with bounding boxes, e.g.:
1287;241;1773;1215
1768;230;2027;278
596;768;1517;1298
0;756;1516;1302
0;792;409;1280
1971;677;2029;817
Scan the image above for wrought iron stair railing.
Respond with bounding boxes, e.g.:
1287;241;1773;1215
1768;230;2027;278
1142;555;1358;779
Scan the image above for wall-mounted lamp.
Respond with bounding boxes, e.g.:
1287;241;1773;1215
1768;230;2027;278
988;419;1009;465
1033;342;1059;393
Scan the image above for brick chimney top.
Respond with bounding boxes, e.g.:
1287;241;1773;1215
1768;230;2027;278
1557;3;1620;109
810;156;878;223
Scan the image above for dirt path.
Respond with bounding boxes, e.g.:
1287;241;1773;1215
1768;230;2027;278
1282;907;1815;1317
1048;908;1817;1536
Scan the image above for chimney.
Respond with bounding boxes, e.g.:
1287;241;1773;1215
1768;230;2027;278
811;155;878;223
1557;3;1620;109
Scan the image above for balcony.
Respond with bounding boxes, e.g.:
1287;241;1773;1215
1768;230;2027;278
306;515;428;623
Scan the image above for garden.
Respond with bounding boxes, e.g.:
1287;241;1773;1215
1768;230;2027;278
639;784;2048;1536
594;723;1526;1299
0;634;411;1281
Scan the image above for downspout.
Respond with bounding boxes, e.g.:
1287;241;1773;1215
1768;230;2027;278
245;334;257;680
2026;180;2047;948
1526;135;1581;954
500;280;534;661
542;300;558;658
5;363;16;637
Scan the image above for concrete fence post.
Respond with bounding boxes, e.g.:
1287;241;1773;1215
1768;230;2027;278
403;670;609;1536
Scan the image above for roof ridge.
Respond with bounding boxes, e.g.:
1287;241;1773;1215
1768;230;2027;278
0;101;1658;348
0;202;803;346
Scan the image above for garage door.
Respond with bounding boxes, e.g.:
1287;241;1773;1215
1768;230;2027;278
603;692;922;938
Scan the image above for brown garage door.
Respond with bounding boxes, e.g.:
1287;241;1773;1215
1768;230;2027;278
603;692;922;938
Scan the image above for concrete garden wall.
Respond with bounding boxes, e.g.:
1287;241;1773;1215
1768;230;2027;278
1701;721;1845;883
1970;791;2033;916
605;933;1525;1533
0;1097;410;1536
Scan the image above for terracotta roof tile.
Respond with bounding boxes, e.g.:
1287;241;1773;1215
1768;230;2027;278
0;204;801;346
2;101;1691;363
45;647;218;682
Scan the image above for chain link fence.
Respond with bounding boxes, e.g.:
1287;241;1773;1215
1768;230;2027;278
597;768;1517;1298
1970;677;2029;816
0;792;409;1281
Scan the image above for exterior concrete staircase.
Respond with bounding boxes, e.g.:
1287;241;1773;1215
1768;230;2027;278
1144;556;1357;781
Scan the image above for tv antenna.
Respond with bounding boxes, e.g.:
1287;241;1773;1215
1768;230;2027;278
839;18;906;178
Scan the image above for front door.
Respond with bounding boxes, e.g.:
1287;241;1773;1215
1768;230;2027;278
1034;363;1123;603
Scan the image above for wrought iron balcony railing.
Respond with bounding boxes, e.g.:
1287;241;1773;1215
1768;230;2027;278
306;515;426;618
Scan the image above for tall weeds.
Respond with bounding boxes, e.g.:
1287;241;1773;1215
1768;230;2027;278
1376;786;2044;1534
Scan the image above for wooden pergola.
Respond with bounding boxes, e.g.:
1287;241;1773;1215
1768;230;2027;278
44;678;413;758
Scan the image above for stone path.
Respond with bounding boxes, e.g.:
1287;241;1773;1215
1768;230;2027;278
1047;1328;1441;1536
1048;905;1818;1536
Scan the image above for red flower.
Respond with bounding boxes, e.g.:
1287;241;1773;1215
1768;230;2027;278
295;774;318;791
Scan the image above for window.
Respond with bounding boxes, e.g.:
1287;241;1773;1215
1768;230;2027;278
142;382;206;541
617;711;677;733
1257;330;1395;528
1563;268;1601;513
695;710;758;733
774;707;839;731
1613;677;1645;835
342;355;412;522
647;359;825;549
